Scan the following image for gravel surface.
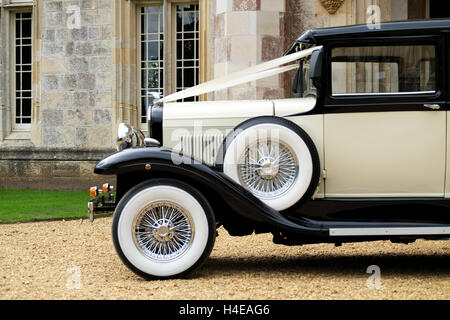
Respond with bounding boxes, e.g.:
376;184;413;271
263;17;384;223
1;216;450;300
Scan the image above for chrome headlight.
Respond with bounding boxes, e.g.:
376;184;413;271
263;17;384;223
117;123;145;151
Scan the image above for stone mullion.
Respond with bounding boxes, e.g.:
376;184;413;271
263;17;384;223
0;6;7;141
198;0;211;100
31;0;41;145
0;3;13;141
113;0;138;130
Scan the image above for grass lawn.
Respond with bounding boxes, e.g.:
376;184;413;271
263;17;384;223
0;188;112;223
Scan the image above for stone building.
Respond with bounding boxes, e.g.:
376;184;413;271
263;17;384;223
0;0;449;190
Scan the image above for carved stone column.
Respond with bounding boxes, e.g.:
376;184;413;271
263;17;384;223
113;0;138;132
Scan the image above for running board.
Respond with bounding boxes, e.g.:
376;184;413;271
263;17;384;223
329;227;450;236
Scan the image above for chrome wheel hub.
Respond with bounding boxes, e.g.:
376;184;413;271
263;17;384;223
133;201;194;261
238;140;298;199
258;159;279;179
152;220;175;242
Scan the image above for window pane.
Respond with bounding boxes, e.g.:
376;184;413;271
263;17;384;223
184;41;195;60
16;74;21;90
15;47;20;64
22;46;32;64
141;97;148;123
177;69;182;88
22;19;32;38
22;99;32;118
22;72;32;91
142;69;160;89
177;12;183;32
176;41;183;60
331;45;436;94
15;18;20;38
183;68;194;88
147;41;158;60
183;12;196;32
16;100;21;121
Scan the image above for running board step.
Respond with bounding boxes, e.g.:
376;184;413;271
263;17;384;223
329;227;450;236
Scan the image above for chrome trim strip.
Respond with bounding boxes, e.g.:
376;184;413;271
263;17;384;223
329;227;450;236
332;91;436;97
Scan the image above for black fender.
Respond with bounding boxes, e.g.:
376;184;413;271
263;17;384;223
94;147;327;236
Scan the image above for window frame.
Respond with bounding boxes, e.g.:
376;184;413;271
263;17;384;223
9;8;33;133
330;44;438;97
325;36;444;104
136;0;200;130
5;5;35;134
137;3;165;127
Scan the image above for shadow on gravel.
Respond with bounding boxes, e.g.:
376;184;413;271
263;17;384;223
200;254;450;277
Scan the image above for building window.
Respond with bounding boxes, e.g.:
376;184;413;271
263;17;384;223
140;6;165;124
138;1;200;125
175;4;199;102
14;12;33;130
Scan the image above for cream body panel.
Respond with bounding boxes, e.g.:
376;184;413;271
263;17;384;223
163;97;318;146
164;100;273;120
445;111;450;198
289;115;324;198
163;100;273;148
273;97;316;117
163;100;324;198
324;111;446;197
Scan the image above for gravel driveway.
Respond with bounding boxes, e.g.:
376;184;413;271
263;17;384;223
1;216;449;300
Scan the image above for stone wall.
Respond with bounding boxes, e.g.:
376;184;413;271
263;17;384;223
0;0;116;190
0;147;115;190
37;0;114;149
213;0;286;100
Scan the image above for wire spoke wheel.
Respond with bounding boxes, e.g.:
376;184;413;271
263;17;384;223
133;201;194;262
238;139;299;199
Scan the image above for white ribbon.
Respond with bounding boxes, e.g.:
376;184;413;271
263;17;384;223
155;46;322;104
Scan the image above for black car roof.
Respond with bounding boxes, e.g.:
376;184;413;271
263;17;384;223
296;19;450;45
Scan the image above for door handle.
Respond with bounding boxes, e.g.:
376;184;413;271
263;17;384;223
424;104;441;110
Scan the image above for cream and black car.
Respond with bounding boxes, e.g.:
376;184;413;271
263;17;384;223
90;19;450;279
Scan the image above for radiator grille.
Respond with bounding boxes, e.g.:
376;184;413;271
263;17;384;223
179;134;225;166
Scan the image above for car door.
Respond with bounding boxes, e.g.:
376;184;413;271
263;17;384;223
324;37;447;198
445;33;450;197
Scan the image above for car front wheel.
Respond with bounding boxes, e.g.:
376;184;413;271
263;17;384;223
112;179;216;279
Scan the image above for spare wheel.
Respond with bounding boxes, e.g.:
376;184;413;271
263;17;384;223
222;116;320;212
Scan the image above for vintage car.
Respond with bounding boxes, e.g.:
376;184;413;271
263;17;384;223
90;19;450;279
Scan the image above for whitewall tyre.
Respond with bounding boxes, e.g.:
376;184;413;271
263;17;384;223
112;179;216;280
222;117;320;212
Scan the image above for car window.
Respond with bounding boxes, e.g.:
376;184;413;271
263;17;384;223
331;45;436;95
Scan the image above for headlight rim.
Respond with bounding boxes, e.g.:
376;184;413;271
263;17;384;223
117;123;145;152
